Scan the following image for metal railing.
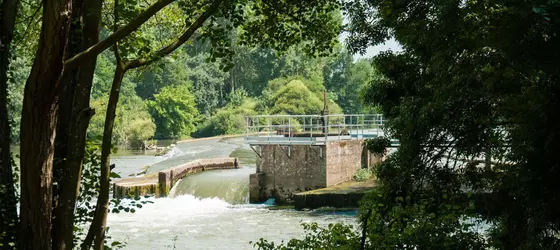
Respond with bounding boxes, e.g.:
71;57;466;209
245;114;385;145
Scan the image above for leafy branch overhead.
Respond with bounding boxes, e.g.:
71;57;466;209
364;137;390;157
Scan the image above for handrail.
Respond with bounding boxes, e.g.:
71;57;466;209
244;114;385;145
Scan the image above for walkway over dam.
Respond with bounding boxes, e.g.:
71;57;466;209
246;114;393;204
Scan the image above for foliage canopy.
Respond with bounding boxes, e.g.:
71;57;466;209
148;85;199;139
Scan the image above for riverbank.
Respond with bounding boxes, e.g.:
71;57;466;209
294;179;377;209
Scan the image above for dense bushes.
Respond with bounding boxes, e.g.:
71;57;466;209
148;85;199;139
352;169;372;181
259;77;342;115
195;76;344;138
88;90;155;148
195;98;256;137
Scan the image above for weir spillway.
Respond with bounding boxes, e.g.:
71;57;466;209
112;158;239;198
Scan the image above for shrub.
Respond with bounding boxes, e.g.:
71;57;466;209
194;98;256;137
148;85;199;139
364;137;391;157
89;93;155;148
353;168;372;181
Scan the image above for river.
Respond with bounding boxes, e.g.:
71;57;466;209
107;137;357;249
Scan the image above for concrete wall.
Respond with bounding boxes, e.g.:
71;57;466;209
250;140;386;205
325;140;365;186
113;182;159;198
115;158;238;198
159;158;238;197
253;144;327;204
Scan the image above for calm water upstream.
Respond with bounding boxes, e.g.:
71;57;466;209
107;137;357;249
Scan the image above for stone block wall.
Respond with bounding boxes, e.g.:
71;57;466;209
256;144;326;204
250;140;384;204
325;140;366;186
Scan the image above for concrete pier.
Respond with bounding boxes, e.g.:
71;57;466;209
293;179;376;209
250;140;382;204
113;158;238;198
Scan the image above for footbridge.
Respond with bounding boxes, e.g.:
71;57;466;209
246;113;396;204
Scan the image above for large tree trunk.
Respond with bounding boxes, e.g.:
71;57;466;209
0;0;19;247
52;0;86;247
52;0;102;248
81;61;126;250
94;62;126;250
19;0;72;248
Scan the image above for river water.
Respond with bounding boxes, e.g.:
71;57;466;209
107;137;357;249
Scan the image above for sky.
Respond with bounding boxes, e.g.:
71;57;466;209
338;31;403;60
339;14;403;60
355;38;402;59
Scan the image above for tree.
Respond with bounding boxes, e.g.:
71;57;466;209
148;85;199;138
17;0;184;247
195;96;256;137
184;51;229;116
279;47;327;86
257;0;560;249
323;46;352;100
269;80;325;115
323;47;377;114
260;78;342;116
89;84;155;148
0;0;19;247
345;0;560;248
344;59;374;114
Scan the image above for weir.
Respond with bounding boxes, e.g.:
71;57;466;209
113;158;239;198
245;113;387;204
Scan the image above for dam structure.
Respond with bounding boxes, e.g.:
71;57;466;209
246;113;387;204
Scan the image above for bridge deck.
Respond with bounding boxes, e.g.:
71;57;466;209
244;114;401;146
245;133;381;145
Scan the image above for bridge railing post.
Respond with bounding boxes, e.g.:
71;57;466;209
288;117;291;144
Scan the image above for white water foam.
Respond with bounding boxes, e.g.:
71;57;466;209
107;194;356;249
167;179;182;197
155;145;185;161
108;195;232;234
179;145;213;156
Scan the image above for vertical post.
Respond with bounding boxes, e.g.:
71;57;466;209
362;115;365;139
321;89;329;140
379;114;382;136
303;116;306;133
288;116;291;144
338;115;341;141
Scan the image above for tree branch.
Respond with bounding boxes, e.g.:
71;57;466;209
64;0;175;68
126;0;223;70
260;0;322;31
13;2;42;49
